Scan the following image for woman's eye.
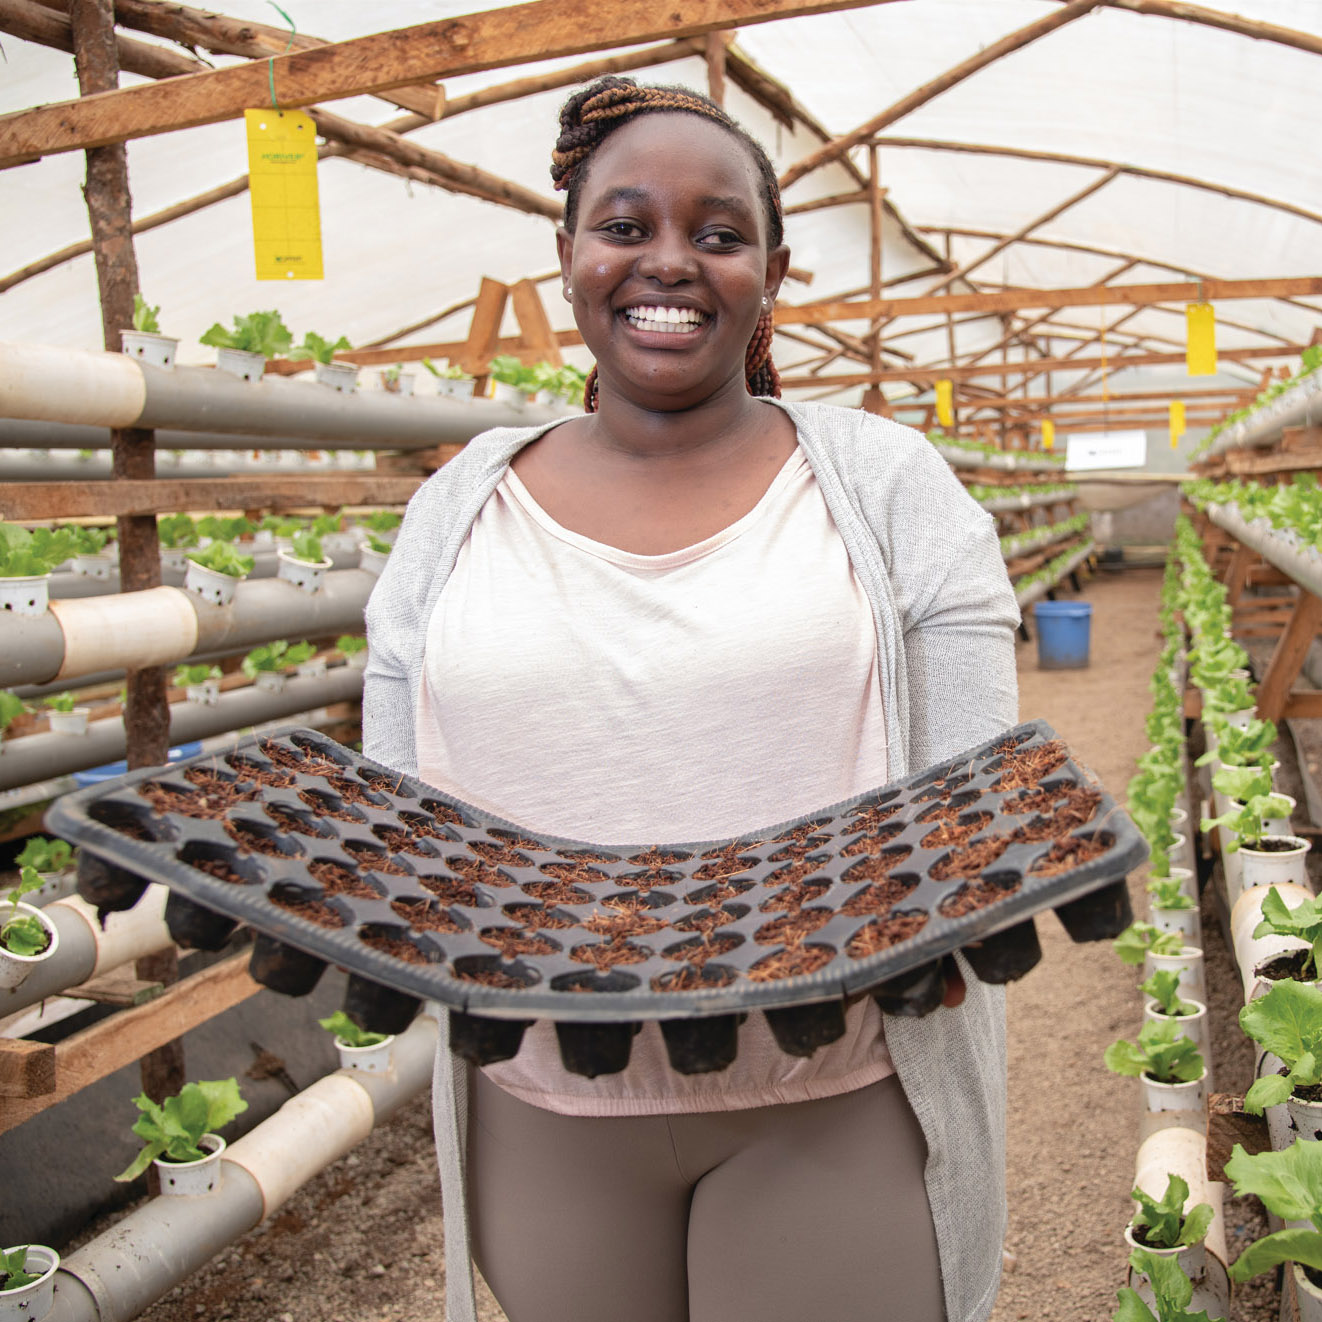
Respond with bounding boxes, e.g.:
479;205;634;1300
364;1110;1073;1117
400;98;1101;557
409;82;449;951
601;220;643;239
699;229;744;248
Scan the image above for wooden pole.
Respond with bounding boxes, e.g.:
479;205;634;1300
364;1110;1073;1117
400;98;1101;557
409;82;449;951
68;0;180;1108
705;32;726;107
861;145;888;415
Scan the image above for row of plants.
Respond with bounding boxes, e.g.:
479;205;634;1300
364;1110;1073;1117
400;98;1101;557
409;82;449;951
925;428;1067;465
1184;474;1322;555
1011;538;1096;601
998;512;1091;561
1191;344;1322;458
965;480;1079;508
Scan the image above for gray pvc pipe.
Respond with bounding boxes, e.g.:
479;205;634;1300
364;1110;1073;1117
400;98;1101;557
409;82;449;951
0;666;364;791
0;902;97;1017
0;418;391;452
1206;502;1322;600
1202;371;1322;459
0;452;356;481
1;569;372;688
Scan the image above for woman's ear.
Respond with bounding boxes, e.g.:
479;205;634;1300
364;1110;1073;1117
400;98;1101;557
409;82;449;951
556;226;574;302
764;242;791;308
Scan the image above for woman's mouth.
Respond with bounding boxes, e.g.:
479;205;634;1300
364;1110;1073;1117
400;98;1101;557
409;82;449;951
620;305;710;334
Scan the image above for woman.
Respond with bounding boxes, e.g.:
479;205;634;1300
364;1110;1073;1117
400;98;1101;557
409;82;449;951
364;77;1019;1322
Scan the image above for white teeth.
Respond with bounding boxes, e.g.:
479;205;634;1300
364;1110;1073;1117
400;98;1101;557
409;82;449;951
622;306;707;333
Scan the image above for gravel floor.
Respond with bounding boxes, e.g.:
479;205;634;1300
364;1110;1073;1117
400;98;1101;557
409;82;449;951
71;566;1281;1322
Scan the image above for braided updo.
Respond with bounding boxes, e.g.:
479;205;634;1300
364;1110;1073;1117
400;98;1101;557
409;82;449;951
552;76;783;411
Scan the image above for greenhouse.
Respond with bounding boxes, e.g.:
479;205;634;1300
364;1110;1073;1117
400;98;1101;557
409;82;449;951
1;1;1321;1320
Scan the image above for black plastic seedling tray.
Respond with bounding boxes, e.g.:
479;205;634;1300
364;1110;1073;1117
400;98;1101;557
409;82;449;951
48;721;1143;1075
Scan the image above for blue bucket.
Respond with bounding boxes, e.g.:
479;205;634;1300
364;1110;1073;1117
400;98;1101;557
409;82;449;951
73;741;203;789
1032;601;1093;670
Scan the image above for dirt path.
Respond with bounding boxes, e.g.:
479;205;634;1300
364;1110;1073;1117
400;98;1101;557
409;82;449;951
126;567;1262;1322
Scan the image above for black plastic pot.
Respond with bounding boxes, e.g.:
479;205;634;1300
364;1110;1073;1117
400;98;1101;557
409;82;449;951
165;891;239;951
343;973;420;1036
75;852;148;917
247;931;327;996
960;919;1042;983
1055;878;1133;942
659;1015;742;1074
870;959;947;1017
554;1020;638;1077
448;1010;532;1066
764;1000;847;1056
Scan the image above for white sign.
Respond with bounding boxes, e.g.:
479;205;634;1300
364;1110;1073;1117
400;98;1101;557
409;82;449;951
1063;429;1148;471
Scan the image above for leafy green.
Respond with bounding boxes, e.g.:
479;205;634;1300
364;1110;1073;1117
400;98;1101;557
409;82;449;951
284;641;315;667
366;534;392;556
360;511;402;534
157;513;197;549
1105;1019;1204;1084
186;542;254;579
1212;764;1273;803
197;515;255;543
1113;1247;1222;1321
0;523;76;577
1114;921;1186;966
1146;879;1195;912
1141;969;1197;1018
1201;793;1293;850
43;691;79;714
287;532;324;565
114;1077;247;1182
1130;1174;1214;1250
1240;980;1322;1112
16;836;72;873
1226;1141;1322;1283
0;1245;42;1292
241;641;290;678
294;331;351;364
319;1010;388;1048
132;293;161;334
2;867;50;956
67;525;110;556
310;512;342;537
1253;888;1322;982
1194;719;1276;770
335;634;367;656
174;664;221;686
200;310;293;358
0;691;28;731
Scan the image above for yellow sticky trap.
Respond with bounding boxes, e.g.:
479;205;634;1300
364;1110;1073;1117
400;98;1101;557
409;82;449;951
1169;400;1186;449
935;378;954;428
1041;419;1055;452
1186;303;1216;377
245;109;323;281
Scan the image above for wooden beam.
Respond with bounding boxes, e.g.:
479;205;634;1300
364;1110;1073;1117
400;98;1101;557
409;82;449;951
0;0;893;166
0;474;424;521
0;0;205;78
776;341;1305;388
457;277;512;377
778;0;1101;190
775;276;1322;328
705;31;727;107
875;136;1322;232
508;278;563;367
0;1039;56;1100
1103;0;1322;60
0;951;258;1135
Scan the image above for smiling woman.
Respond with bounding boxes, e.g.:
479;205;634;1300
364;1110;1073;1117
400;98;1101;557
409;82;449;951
363;75;1020;1322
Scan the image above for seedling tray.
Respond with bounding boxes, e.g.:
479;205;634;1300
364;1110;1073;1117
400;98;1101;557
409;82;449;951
48;721;1142;1072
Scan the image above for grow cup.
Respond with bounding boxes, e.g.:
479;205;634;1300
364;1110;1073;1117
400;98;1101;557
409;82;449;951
120;329;177;369
1239;835;1311;890
1265;1093;1322;1153
275;549;332;594
490;380;524;408
314;361;358;392
0;574;50;617
214;348;265;382
1146;946;1205;1003
1168;865;1197;904
1122;1227;1227;1321
154;1133;225;1195
435;377;473;399
1142;1069;1206;1114
295;658;327;680
1123;1224;1207;1285
1150;904;1200;947
358;545;389;577
1295;1264;1322;1322
380;371;414;396
1142;1000;1208;1056
345;650;368;671
70;552;115;580
47;708;90;736
0;903;59;990
253;672;286;695
161;548;190;573
0;1243;59;1322
183;560;241;607
184;680;221;706
335;1034;396;1074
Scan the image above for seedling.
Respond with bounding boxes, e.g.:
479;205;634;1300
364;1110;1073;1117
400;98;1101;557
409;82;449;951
1239;979;1322;1113
157;513;197;549
1;868;50;957
294;331;351;364
1225;1140;1322;1285
359;511;402;535
287;532;324;565
1146;878;1195;912
1130;1174;1214;1251
186;542;254;579
241;641;291;678
366;534;393;556
319;1010;388;1048
43;692;79;714
1141;969;1198;1018
1201;793;1293;851
1252;889;1322;981
1105;1019;1204;1085
132;293;161;334
1113;1247;1221;1322
421;358;468;381
0;1246;43;1292
200;310;293;359
284;642;316;668
1194;718;1276;770
0;523;76;577
1211;764;1273;804
174;664;221;687
114;1077;248;1182
336;635;367;656
1114;921;1186;966
15;836;73;874
310;512;342;538
68;525;110;557
0;691;28;733
197;515;255;544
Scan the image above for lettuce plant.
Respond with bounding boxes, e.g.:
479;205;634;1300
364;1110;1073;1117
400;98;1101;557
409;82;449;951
1141;969;1197;1018
1239;980;1322;1113
68;525;110;557
0;1246;44;1292
336;634;367;656
1114;921;1186;965
186;542;254;579
157;513;197;549
132;293;161;334
1195;718;1275;770
174;664;221;687
365;534;392;556
200;310;292;358
1225;1139;1322;1284
284;642;316;668
0;523;76;578
294;331;351;364
0;690;28;733
114;1077;247;1182
360;511;402;534
1211;764;1272;804
319;1010;388;1048
1130;1174;1214;1250
1147;878;1194;912
1105;1020;1204;1085
241;641;291;677
1;868;50;957
287;532;324;565
43;692;79;714
1252;889;1322;981
1114;1246;1222;1321
16;836;73;874
1201;792;1293;850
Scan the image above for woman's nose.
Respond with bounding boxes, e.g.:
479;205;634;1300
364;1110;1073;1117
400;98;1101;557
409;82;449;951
635;226;697;284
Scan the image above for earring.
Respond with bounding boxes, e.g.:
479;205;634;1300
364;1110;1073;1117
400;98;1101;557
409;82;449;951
761;295;770;308
565;285;573;299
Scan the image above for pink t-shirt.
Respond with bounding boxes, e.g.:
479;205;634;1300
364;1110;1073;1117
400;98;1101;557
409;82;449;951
416;450;894;1115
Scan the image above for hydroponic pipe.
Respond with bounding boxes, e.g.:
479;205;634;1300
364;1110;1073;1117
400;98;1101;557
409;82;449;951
0;342;562;443
0;666;364;792
0;417;423;452
0;887;171;1018
1206;503;1322;602
0;452;365;482
1229;882;1314;1003
1;570;373;688
43;1013;437;1322
1202;373;1322;460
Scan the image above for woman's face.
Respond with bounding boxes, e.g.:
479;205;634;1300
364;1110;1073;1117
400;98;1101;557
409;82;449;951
557;112;789;414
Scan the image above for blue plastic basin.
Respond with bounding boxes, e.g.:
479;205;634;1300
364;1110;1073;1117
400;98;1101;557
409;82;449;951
1032;600;1093;670
73;741;203;789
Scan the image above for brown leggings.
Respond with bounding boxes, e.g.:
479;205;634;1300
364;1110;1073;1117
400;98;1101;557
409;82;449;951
466;1068;945;1322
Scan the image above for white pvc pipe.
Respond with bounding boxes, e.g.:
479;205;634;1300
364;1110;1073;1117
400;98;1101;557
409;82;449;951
51;588;199;681
1208;502;1322;601
1230;882;1314;1002
1202;370;1322;459
0;342;145;427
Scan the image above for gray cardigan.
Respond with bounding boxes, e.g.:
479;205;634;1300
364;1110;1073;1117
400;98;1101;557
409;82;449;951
363;400;1020;1322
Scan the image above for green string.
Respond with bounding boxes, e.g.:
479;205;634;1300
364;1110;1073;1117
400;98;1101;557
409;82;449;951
266;2;296;110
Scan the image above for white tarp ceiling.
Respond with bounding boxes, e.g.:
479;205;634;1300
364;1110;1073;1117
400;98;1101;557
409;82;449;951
1;0;1319;418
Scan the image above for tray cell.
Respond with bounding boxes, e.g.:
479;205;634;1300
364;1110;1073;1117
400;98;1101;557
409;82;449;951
960;918;1042;983
176;840;264;887
660;1014;741;1074
449;1010;531;1066
249;932;327;995
89;798;175;842
845;910;929;958
555;1020;638;1077
765;1001;846;1057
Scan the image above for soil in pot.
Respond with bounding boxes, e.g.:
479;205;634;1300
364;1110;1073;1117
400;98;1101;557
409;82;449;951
841;875;918;917
488;828;542;851
617;869;683;892
467;840;533;868
991;740;1069;791
747;943;835;981
264;804;332;838
692;854;760;881
223;819;301;858
392;898;466;934
444;856;516;888
556;847;621;864
771;821;832;846
479;928;560;958
929;834;1013;881
192;857;250;885
661;934;743;966
358;768;409;796
419;798;467;828
418;875;481;906
913;771;974;803
754;908;833;945
762;878;832;912
308;860;382;900
371;825;435;856
686;878;754;905
937;874;1022;917
502;903;573;930
1028;832;1113;875
359;930;433;964
848;802;902;831
451;956;539;989
259;741;343;777
570;938;652;972
342;842;410;876
522;880;592;905
580;910;665;939
846;911;929;957
841;826;905;857
226;756;296;788
652;963;737;991
1246;837;1305;853
539;861;608;887
269;893;345;928
920;812;994;850
325;777;387;809
1256;949;1318;982
674;907;742;936
768;837;833;861
632;846;693;866
296;788;365;823
141;777;255;819
842;848;913;885
395;811;449;840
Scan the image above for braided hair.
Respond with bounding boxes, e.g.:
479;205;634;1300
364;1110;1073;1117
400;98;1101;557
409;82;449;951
552;76;782;412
